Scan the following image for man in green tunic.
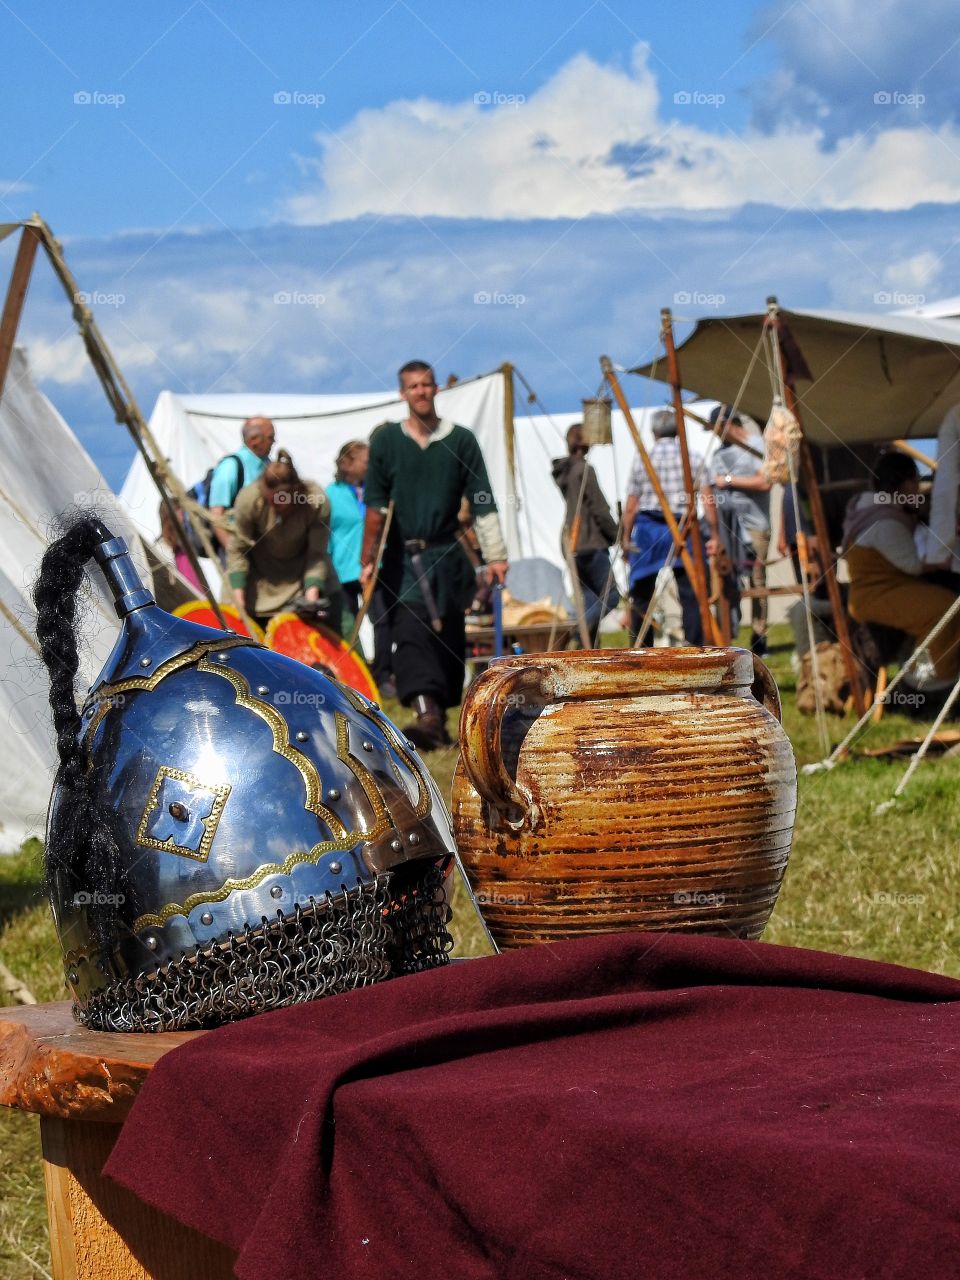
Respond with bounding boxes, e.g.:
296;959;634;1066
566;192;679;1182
361;361;508;749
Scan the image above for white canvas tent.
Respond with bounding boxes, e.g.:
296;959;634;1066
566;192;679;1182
632;308;960;446
0;348;149;850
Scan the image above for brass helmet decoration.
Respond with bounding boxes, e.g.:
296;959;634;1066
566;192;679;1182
34;517;455;1031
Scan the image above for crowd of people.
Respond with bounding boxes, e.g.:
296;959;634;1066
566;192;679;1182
162;371;960;744
168;360;508;751
556;403;772;656
556;403;960;706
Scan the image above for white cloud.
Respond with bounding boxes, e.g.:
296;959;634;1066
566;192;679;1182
282;42;960;222
882;251;942;291
750;0;960;138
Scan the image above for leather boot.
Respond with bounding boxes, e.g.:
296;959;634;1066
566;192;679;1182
405;694;452;750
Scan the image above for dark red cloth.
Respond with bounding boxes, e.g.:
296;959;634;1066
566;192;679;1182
105;932;960;1280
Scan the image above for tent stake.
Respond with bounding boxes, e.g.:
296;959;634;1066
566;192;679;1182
765;298;864;715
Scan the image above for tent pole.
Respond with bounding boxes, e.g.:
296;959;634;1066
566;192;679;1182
27;216;228;629
765;298;865;715
0;224;40;402
660;308;716;645
892;439;937;471
601;357;722;645
501;361;515;482
500;361;519;555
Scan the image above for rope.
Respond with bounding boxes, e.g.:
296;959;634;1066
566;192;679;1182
803;589;960;773
764;321;831;753
513;366;567;444
874;673;960;815
787;450;830;754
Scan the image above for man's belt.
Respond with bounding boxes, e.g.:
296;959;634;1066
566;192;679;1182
402;537;453;552
403;538;444;632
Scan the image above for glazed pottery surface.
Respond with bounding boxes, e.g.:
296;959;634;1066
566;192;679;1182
452;647;797;947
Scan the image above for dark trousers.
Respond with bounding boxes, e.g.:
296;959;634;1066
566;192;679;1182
339;580;362;642
368;584;395;687
629;569;703;646
573;549;620;646
392;602;466;709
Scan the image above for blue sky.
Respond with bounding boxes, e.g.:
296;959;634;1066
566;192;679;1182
2;0;960;486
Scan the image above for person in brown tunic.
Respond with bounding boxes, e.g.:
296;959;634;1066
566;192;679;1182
227;450;340;630
843;452;960;682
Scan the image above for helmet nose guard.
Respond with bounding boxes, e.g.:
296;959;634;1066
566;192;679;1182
40;520;454;1031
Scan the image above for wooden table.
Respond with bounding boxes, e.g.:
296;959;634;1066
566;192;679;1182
465;621;576;679
0;1002;237;1279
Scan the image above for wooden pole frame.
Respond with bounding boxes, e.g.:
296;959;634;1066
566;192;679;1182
0;224;41;402
765;298;865;715
501;360;515;485
21;216;227;627
660;307;718;645
601;357;723;645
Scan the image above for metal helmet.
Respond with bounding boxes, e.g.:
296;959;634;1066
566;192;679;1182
38;521;456;1031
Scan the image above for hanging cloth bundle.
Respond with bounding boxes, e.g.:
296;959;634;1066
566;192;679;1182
762;401;802;485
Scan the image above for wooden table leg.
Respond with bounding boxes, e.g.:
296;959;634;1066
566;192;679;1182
40;1117;236;1280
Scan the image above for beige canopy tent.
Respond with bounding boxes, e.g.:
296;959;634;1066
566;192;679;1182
631;308;960;446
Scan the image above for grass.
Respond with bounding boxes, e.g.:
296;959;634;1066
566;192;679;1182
2;627;959;1276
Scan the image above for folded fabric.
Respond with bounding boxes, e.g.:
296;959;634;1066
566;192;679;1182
105;931;960;1280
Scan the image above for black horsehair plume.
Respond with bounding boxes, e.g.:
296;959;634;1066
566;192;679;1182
32;514;125;955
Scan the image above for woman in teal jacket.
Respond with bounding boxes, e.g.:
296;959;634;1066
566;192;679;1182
326;440;368;642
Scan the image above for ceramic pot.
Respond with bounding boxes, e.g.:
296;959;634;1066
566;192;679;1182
452;647;797;947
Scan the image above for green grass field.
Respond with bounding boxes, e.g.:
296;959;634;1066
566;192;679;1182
2;626;958;1277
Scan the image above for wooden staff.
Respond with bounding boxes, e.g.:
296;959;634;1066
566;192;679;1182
601;357;723;645
347;501;394;652
564;454;594;649
765;299;865;714
661;308;717;644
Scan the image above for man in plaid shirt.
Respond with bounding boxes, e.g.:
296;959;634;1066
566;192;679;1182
622;409;705;645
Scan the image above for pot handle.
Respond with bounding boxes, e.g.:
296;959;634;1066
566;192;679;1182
459;662;550;830
751;654;782;722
